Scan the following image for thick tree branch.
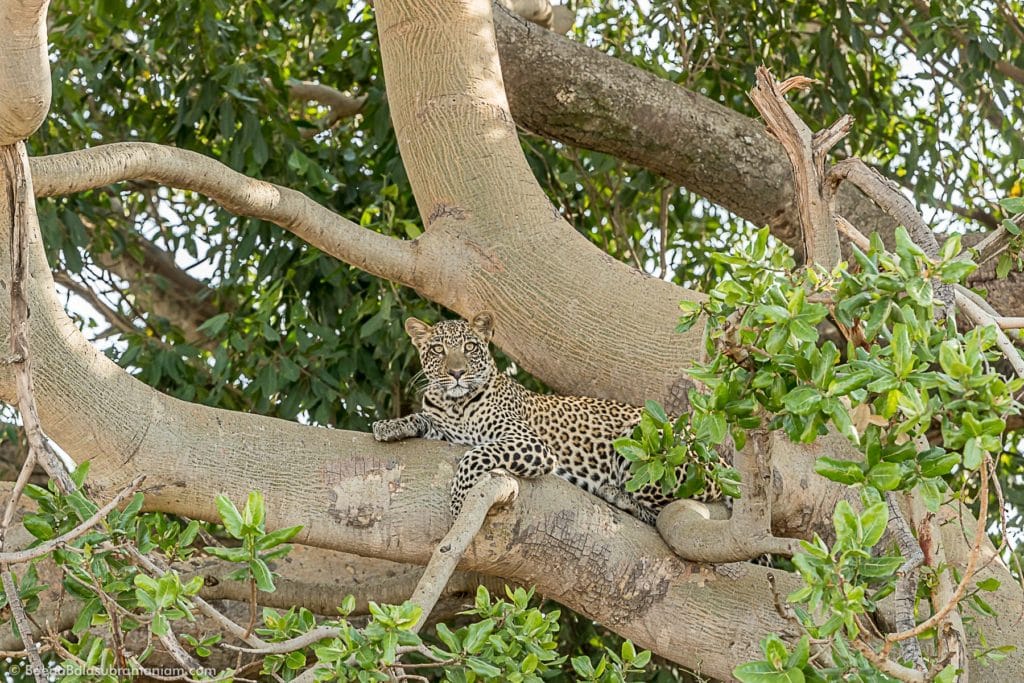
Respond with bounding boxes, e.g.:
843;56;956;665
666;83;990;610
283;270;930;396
492;6;1024;317
0;0;51;144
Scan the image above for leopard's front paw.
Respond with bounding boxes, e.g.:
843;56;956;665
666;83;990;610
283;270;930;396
372;420;406;442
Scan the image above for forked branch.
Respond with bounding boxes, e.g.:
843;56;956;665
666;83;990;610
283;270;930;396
749;67;845;268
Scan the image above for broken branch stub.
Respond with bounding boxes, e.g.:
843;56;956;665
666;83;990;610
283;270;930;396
749;67;843;269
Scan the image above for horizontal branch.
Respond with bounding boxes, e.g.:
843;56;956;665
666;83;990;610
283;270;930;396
29;143;421;290
0;475;143;564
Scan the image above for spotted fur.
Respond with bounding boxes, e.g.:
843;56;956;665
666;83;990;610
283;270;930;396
372;313;723;522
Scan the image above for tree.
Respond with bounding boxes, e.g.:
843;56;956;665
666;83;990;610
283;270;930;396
0;0;1023;681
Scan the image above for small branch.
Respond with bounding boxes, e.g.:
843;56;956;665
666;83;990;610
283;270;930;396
887;457;989;645
884;491;926;670
0;475;144;564
955;289;1024;379
0;569;46;682
749;67;842;268
964;214;1020;268
996;316;1024;330
852;638;926;683
835;215;872;251
410;471;519;632
221;626;342;655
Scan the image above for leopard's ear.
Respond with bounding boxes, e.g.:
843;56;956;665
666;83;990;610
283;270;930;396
404;317;434;346
470;311;495;342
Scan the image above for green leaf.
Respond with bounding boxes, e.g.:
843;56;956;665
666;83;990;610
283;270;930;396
940;233;962;261
257;525;303;550
21;513;55;541
203;545;249;562
644;400;669;424
463;618;495;654
999;196;1024;213
614;438;647;461
244;491;265;529
814;457;864;485
860;501;889;547
997;253;1013;279
197;312;231;336
977;577;1001;592
435;622;461;652
963;437;984;470
833;500;859;545
466;657;502;678
714;467;742;499
782;386;821;416
571;655;595;677
733;661;805;683
250;558;276;592
920;449;960;477
215;495;244;538
857;556;905;578
866;462;902;492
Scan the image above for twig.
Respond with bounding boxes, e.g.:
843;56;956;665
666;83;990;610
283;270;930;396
0;475;144;564
410;472;518;632
4;143;76;494
954;289;1024;379
996;316;1024;330
835;215;871;251
0;569;46;682
887;457;989;645
221;626;342;655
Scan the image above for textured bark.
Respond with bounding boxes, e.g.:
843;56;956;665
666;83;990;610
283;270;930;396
493;6;1024;317
0;0;51;144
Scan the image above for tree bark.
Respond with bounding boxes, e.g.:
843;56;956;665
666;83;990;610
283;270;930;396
492;6;1024;317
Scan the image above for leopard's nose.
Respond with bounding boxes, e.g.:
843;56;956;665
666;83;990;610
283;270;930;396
449;369;465;380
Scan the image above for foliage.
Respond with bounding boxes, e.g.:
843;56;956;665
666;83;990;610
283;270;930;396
204;491;302;593
1;474;656;681
632;224;1021;677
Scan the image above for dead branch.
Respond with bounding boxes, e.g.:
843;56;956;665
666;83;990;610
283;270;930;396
0;569;46;682
410;472;519;632
748;67;843;268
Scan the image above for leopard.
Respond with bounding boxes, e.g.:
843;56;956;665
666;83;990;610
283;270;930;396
371;312;728;524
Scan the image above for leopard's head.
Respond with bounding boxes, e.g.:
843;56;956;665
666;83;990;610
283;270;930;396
404;313;497;399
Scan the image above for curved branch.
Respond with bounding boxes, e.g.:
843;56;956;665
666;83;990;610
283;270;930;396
0;0;51;143
29;143;421;290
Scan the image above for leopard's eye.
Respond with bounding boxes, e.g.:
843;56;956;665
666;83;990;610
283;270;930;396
464;342;479;352
429;344;445;355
